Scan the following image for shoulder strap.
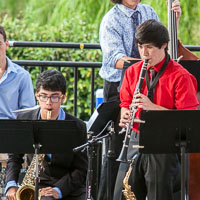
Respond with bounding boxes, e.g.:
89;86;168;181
146;54;170;91
146;54;170;100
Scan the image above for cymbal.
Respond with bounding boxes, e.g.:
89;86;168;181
12;105;69;113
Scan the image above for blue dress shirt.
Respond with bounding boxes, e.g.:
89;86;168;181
5;108;66;199
0;57;35;119
99;3;159;82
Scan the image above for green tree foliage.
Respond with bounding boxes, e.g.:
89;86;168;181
0;0;30;18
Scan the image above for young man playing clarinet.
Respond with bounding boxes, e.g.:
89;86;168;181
114;19;199;200
5;69;88;200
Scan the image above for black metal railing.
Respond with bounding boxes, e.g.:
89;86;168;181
9;41;200;51
9;41;101;49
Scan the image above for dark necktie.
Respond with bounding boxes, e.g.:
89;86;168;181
150;68;156;85
148;68;156;101
131;11;140;58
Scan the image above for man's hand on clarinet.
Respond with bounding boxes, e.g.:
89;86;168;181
119;108;131;128
133;93;167;110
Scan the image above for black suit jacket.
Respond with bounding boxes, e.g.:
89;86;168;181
5;108;88;198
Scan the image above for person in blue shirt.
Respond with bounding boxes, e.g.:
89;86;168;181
5;70;88;200
0;26;35;194
97;1;181;200
0;26;35;119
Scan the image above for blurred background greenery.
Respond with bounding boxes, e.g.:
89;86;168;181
0;0;199;119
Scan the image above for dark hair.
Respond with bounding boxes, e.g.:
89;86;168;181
110;0;141;4
135;19;169;52
110;0;122;3
36;69;66;94
0;26;7;41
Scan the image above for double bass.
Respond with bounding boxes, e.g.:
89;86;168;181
168;0;199;61
168;1;200;199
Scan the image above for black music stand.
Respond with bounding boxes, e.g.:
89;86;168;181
87;100;120;135
0;119;79;200
179;60;200;91
87;101;120;200
139;110;200;200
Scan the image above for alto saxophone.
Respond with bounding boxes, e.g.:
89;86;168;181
123;161;136;200
16;110;51;200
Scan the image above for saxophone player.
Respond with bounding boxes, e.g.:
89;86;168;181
5;69;88;200
114;19;199;200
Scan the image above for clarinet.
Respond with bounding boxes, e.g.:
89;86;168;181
116;59;148;163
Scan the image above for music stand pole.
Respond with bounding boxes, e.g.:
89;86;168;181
33;143;41;200
180;143;187;200
106;121;115;200
87;143;94;200
73;129;113;200
74;134;109;200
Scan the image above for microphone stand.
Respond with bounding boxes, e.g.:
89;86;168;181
106;121;115;200
73;121;114;200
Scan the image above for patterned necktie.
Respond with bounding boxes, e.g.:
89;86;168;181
148;68;157;101
150;68;156;86
131;11;140;58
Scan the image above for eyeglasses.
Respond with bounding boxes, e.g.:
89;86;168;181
38;95;63;103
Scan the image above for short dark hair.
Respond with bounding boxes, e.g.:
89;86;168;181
135;19;169;52
110;0;141;4
110;0;122;3
0;26;7;41
36;69;66;94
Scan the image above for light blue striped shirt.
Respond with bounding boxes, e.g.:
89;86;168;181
99;3;159;82
0;57;35;119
